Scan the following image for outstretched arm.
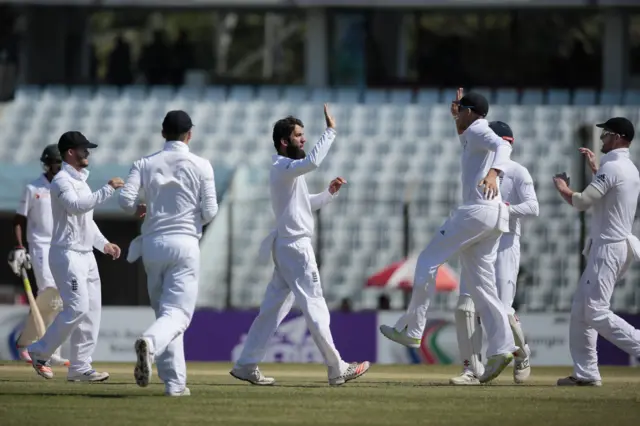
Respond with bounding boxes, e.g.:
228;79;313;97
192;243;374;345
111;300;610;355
119;161;142;215
510;170;540;218
54;177;116;215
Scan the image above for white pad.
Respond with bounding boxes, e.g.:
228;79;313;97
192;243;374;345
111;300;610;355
508;314;529;360
454;295;484;376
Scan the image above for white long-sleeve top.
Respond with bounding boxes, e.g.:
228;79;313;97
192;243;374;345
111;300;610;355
50;162;113;253
587;148;640;242
458;119;512;205
499;159;539;236
119;141;218;239
271;128;337;239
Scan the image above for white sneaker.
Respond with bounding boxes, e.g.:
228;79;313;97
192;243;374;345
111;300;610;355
557;376;602;387
479;353;514;384
67;370;110;382
50;353;70;367
230;366;276;386
134;338;153;388
514;357;531;384
29;353;53;380
329;361;370;386
166;387;191;397
449;370;480;385
379;325;421;349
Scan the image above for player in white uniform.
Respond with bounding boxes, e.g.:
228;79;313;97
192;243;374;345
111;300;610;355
120;111;218;397
27;131;123;381
230;105;370;386
553;117;640;386
8;145;69;367
379;90;518;383
450;121;539;385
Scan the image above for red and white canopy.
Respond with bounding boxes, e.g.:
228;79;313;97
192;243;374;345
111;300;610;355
366;253;459;292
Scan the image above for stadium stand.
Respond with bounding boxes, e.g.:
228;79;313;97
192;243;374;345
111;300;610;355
1;85;639;313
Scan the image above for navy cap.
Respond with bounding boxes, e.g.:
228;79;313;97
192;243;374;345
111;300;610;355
162;110;193;135
454;92;489;117
58;131;97;153
596;117;634;142
489;121;514;143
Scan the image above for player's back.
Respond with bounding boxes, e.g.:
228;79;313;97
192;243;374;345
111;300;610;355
137;146;211;239
591;150;640;241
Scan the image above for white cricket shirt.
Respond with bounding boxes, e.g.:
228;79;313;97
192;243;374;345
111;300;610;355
119;141;218;239
271;128;337;239
499;159;539;236
17;174;54;246
588;148;640;242
458;119;512;205
50;162;113;253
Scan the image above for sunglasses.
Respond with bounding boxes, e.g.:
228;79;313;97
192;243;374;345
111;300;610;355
600;129;624;139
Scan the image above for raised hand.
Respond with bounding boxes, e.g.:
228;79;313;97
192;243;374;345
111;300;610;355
324;103;336;129
328;177;347;195
578;147;598;174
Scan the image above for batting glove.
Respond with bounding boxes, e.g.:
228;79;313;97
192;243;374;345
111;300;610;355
8;247;31;276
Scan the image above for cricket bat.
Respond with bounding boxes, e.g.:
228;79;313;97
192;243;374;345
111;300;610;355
21;267;46;339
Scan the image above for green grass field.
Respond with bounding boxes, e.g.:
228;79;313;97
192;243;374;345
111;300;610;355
1;362;639;425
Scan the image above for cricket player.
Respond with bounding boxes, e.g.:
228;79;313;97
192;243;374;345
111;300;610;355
230;104;370;386
27;131;123;381
119;110;218;397
9;145;69;367
553;117;640;386
380;89;518;383
450;121;539;385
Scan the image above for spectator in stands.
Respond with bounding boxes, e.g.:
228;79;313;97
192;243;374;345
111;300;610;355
170;30;195;86
139;30;171;85
107;35;133;87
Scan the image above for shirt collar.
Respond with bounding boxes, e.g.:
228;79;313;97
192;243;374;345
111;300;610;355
600;147;630;166
62;162;89;181
164;141;190;152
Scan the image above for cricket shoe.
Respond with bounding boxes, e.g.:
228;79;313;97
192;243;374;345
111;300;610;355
17;345;31;363
68;370;110;382
166;387;191;397
557;376;602;387
29;354;53;380
513;357;531;384
328;361;370;386
50;353;70;367
379;325;421;349
449;370;480;386
134;337;153;387
479;353;514;384
230;366;275;386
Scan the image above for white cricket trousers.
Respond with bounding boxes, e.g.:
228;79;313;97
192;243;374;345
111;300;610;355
29;249;101;374
395;203;517;357
571;239;640;381
495;233;520;315
141;234;199;394
235;236;348;377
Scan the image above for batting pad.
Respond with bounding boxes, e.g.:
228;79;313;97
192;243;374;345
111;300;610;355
454;295;485;376
17;288;63;347
508;314;529;360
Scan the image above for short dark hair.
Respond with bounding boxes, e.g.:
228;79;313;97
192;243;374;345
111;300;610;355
163;131;189;142
273;116;304;152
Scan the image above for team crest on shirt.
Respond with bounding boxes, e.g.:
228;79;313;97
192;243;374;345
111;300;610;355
596;174;606;183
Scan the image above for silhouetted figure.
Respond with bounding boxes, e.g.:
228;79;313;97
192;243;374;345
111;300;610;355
171;30;195;86
139;31;171;85
106;36;132;86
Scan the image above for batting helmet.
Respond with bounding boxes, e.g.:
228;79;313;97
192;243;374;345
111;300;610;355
40;144;62;165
